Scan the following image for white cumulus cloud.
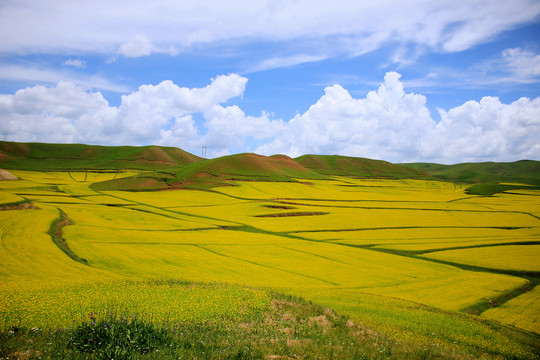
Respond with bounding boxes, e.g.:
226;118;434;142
0;74;248;147
63;59;86;68
1;72;539;163
118;34;156;58
201;105;285;149
424;97;540;163
257;72;540;163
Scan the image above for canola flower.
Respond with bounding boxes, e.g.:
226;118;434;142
1;281;270;330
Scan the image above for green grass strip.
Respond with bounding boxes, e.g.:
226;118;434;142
48;208;88;265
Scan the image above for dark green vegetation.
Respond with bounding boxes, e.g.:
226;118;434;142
69;316;172;359
0;141;201;170
1;293;502;360
296;154;429;179
47;208;88;265
403;160;540;186
465;182;540;196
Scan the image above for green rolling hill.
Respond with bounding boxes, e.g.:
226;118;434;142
172;153;330;189
295;154;429;179
0;141;202;170
2;141;539;193
402;160;540;185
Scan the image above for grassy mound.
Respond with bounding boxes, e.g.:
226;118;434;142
0;141;201;171
296;154;429;179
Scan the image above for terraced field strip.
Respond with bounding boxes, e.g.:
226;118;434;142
298;226;540;255
422;244;540;272
0;204;118;290
481;285;540;334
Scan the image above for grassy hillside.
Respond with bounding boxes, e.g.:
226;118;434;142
0;141;202;170
402;160;540;185
173;153;330;189
296;154;429;179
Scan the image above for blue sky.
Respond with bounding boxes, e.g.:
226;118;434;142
0;1;539;164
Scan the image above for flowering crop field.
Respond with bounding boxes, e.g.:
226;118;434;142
1;281;269;331
422;245;540;272
481;285;540;334
1;170;539;358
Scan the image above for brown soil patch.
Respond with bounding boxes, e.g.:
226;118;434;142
0;202;38;211
136;179;162;188
0;169;18;180
287;339;312;347
308;315;332;328
0;153;15;161
255;212;329;218
196;172;216;178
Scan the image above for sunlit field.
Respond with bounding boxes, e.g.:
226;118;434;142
481;285;540;334
1;170;539;358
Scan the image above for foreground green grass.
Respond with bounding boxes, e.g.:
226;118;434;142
4;290;534;360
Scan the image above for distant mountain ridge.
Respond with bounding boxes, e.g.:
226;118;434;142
2;141;539;191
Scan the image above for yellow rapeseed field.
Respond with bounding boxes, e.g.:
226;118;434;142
1;281;269;330
423;245;540;272
302;227;540;250
0;190;25;205
1;170;539;344
0;204;118;290
481;285;540;334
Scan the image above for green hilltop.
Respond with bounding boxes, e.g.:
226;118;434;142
173;153;329;190
402;160;540;185
296;154;429;179
402;160;540;195
0;141;201;171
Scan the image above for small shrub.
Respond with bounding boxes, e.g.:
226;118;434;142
68;314;171;359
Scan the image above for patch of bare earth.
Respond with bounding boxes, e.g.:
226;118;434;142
0;202;38;211
255;212;329;218
0;169;18;180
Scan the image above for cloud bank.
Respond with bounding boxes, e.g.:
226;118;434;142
1;72;539;163
258;73;540;163
1;0;539;63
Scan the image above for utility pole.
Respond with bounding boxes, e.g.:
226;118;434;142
201;146;207;159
